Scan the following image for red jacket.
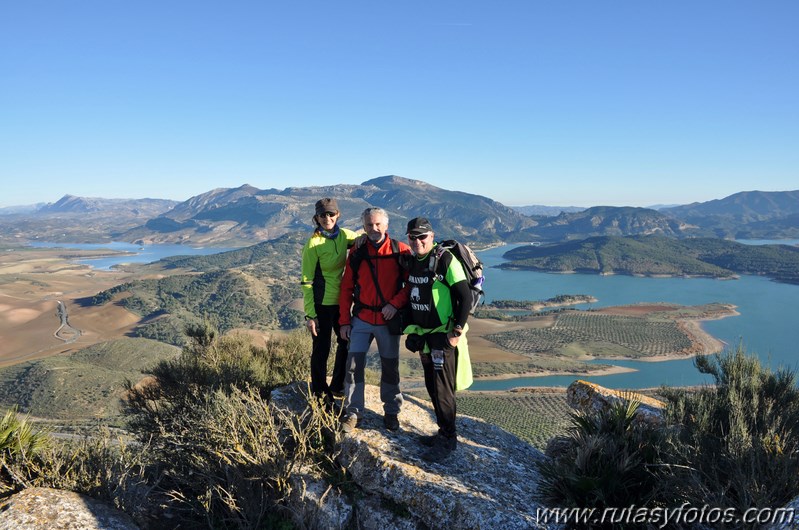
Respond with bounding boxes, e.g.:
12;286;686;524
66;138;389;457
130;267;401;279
339;235;411;326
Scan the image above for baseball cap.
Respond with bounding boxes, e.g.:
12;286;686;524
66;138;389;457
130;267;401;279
406;217;433;235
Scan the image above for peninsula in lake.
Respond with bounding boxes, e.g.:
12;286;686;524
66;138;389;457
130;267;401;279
499;235;799;285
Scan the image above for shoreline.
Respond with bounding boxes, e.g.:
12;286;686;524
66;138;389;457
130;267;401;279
461;303;739;385
473;363;636;381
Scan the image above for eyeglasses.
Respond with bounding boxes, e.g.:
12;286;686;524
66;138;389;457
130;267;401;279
408;233;430;241
318;212;338;218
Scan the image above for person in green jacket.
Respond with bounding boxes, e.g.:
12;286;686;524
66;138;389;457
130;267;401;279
403;217;472;462
301;198;358;403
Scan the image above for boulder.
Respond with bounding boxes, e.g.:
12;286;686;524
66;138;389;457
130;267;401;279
0;487;138;530
566;379;666;426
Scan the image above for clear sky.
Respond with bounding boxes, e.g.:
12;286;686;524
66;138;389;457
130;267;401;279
2;1;797;208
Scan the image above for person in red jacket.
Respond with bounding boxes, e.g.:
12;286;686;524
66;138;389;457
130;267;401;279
338;207;411;432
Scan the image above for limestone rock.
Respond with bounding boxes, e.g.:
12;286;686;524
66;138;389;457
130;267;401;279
566;379;665;426
765;494;799;529
0;487;138;530
286;468;353;529
272;382;550;529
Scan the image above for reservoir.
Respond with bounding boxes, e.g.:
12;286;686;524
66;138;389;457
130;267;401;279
470;243;799;390
28;241;238;270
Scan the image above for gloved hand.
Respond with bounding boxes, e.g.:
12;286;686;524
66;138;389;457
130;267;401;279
405;333;425;353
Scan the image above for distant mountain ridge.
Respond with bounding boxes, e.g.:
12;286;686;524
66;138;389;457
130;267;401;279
0;195;180;244
511;205;585;216
661;190;799;238
38;194;178;215
120;175;538;246
521;205;696;240
1;181;797;245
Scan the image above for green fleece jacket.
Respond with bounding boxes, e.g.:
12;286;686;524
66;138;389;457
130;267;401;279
300;227;357;319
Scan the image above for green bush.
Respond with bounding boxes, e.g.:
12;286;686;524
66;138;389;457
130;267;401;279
119;324;335;528
662;346;799;513
140;386;337;528
536;398;675;513
0;406;50;494
123;324;309;442
537;347;799;529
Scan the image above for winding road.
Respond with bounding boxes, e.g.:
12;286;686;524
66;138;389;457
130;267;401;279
54;300;82;343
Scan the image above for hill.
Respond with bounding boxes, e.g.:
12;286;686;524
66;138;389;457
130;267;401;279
0;338;178;421
84;234;306;344
117;176;537;246
37;195;178;216
661;190;799;239
501;235;799;284
511;204;584;216
0;195;179;244
520;206;697;241
4;181;798;246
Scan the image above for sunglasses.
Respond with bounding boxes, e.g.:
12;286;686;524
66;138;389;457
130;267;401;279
318;211;338;218
408;233;431;241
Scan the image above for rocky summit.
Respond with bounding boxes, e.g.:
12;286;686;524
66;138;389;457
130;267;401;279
271;382;550;530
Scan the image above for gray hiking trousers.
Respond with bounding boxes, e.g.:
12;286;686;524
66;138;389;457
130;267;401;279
343;316;403;417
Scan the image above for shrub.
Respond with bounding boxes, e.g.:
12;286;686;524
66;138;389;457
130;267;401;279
145;386;338;528
29;430;155;523
120;324;338;528
0;406;50;494
123;324;310;444
536;397;676;513
537;347;799;529
662;346;799;513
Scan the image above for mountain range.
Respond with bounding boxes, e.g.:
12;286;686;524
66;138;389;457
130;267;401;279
1;176;797;246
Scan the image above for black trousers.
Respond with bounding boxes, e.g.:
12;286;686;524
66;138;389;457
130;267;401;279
419;332;458;439
310;304;348;398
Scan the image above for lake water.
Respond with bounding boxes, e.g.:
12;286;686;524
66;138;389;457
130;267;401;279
469;242;799;390
28;241;238;270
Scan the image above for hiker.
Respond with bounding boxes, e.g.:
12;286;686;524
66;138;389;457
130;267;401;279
338;207;411;432
301;198;358;403
402;217;472;462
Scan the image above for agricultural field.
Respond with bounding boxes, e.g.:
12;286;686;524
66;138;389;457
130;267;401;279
404;387;573;450
483;303;735;361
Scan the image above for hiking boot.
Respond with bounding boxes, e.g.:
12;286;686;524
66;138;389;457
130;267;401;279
421;435;457;463
383;413;400;431
340;413;359;433
331;389;345;399
418;433;440;447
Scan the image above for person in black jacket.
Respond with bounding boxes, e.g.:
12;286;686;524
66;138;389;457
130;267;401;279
402;217;471;463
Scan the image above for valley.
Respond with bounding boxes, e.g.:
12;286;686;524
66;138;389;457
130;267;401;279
0;180;796;428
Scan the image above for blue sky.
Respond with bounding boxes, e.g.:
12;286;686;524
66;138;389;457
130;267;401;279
2;1;797;208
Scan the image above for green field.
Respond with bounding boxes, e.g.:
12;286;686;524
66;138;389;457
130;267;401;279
0;338;179;427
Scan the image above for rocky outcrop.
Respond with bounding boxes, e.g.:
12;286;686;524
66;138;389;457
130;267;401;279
566;379;666;427
272;383;550;529
0;487;138;530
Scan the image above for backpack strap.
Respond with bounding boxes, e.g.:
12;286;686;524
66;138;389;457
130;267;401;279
428;245;449;285
351;237;404;313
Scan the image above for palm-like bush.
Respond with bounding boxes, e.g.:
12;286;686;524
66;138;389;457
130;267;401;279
538;347;799;529
0;406;50;494
537;397;675;512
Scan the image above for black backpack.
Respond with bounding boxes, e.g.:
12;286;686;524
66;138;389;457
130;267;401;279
429;240;485;314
